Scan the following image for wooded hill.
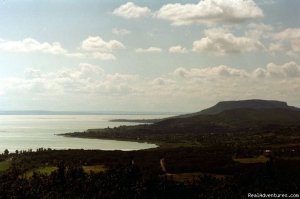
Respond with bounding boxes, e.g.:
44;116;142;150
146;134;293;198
64;100;300;143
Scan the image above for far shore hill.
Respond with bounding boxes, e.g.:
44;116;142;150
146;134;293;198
110;99;300;123
62;99;300;147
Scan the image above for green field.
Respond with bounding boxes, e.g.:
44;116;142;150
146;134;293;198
23;165;106;178
83;165;106;173
233;155;269;164
0;160;11;172
24;166;57;178
167;172;228;183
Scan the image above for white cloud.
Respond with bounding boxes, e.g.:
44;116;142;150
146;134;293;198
1;63;139;98
268;42;284;52
0;38;67;55
106;72;138;81
65;52;116;60
112;28;131;36
246;23;273;40
144;62;300;110
253;68;267;78
81;36;124;52
113;2;151;18
274;28;300;41
151;77;175;86
76;63;105;79
169;45;188;54
173;62;300;80
80;36;125;60
156;0;263;26
135;47;162;53
173;67;189;78
174;65;248;78
0;37;123;61
272;28;300;56
192;28;265;55
266;62;300;78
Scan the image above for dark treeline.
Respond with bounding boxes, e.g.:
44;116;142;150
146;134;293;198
3;146;300;175
1;148;236;176
1;148;300;198
0;161;300;199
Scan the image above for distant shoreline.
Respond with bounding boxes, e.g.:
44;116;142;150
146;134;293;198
109;118;163;123
0;111;182;116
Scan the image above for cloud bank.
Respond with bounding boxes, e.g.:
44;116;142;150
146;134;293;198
0;38;66;55
114;0;263;26
156;0;263;26
192;28;265;55
1;62;300;111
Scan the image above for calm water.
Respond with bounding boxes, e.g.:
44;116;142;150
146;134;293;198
0;114;170;153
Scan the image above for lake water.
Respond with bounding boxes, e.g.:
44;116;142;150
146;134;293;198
0;114;170;153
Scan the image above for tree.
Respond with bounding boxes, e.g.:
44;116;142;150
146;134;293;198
4;149;9;156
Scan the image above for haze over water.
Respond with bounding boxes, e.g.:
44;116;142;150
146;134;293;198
0;114;170;153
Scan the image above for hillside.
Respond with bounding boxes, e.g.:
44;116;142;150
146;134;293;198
111;99;300;122
155;108;300;131
64;107;300;144
175;99;300;118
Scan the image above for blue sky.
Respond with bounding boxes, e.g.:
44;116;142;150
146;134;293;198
0;0;300;112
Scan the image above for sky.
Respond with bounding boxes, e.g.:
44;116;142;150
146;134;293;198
0;0;299;112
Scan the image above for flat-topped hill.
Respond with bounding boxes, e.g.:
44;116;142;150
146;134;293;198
64;99;300;144
176;99;299;118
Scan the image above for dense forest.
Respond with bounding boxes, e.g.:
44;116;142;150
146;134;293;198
1;147;300;198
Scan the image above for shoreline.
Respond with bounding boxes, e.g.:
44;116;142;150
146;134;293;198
61;133;162;148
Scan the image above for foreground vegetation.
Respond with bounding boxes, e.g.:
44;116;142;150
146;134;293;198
0;160;11;173
0;162;299;199
0;143;300;198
